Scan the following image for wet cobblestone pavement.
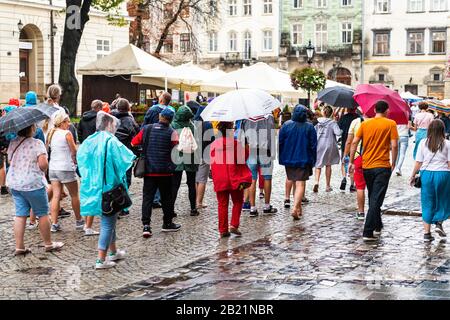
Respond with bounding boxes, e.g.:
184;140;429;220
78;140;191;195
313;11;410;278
1;138;447;300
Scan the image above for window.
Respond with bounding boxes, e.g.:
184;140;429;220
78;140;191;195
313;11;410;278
243;31;252;59
210;0;218;15
378;74;385;82
293;0;303;8
375;0;390;13
342;22;353;44
431;30;446;54
164;3;173;19
229;0;237;16
263;30;273;51
431;0;447;11
317;0;327;8
263;0;273;14
96;39;111;59
208;32;218;52
292;24;303;45
433;73;442;81
408;0;424;12
229;32;237;51
342;0;352;6
180;33;191;52
163;34;173;53
315;23;327;53
373;31;390;55
407;30;424;54
243;0;252;16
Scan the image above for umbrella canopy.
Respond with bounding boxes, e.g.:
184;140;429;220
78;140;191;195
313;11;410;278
0;103;60;135
325;80;352;89
317;86;358;108
425;100;450;115
353;84;410;124
200;89;281;122
400;91;423;102
200;62;306;98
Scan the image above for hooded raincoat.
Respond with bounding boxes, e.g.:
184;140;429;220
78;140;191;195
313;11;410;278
314;117;342;168
77;131;135;216
171;106;199;172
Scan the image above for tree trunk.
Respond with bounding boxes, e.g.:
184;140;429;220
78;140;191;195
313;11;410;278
59;0;91;116
154;0;185;56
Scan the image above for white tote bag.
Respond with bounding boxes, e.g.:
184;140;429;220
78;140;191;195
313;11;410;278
177;127;198;154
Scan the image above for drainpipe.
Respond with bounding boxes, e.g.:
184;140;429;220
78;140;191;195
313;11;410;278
360;0;365;84
50;0;55;84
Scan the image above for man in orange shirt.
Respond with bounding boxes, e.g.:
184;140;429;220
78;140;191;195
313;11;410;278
349;100;399;242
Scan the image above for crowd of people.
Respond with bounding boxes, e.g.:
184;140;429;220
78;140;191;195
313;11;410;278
1;84;450;270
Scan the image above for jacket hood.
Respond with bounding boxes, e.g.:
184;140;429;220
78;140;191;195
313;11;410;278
292;105;308;123
114;112;132;120
82;110;98;121
24;91;37;106
317;117;334;125
172;106;194;128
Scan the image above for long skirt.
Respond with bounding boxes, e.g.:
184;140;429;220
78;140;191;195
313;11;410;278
421;170;450;224
413;129;427;160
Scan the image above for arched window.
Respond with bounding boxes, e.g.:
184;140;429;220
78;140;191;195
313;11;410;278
229;31;237;51
243;31;252;59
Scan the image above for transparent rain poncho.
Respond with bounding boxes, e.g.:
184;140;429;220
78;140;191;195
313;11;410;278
96;111;120;134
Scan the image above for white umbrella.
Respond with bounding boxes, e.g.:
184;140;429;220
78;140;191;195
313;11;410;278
400;91;423;102
325;79;352;89
200;89;281;122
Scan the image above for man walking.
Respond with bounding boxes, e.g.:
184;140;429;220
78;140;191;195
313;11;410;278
78;100;103;144
349;100;399;242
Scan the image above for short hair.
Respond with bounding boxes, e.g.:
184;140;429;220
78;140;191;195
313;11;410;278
323;105;333;118
53;112;70;127
375;100;389;114
91;100;103;111
159;92;172;105
47;84;62;100
117;98;131;112
418;102;428;110
17;125;34;138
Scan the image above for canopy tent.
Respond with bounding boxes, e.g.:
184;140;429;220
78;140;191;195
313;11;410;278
400;91;423;102
77;44;174;77
325;79;352;89
199;62;307;98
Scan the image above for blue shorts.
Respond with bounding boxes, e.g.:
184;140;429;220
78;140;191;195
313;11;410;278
11;188;49;217
247;150;273;180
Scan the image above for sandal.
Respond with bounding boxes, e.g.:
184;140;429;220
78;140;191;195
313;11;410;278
14;248;32;256
45;242;65;252
291;211;301;221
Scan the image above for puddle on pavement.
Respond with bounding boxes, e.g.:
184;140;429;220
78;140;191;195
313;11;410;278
16;267;55;275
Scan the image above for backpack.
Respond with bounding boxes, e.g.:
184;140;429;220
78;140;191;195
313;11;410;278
177;127;198;154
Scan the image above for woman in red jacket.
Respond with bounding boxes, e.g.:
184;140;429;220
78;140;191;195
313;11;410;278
210;122;252;238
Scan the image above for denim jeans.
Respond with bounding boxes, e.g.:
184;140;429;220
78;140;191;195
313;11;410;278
396;136;409;173
362;168;392;237
98;213;118;251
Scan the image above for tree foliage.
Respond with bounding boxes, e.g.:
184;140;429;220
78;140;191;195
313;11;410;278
290;67;326;93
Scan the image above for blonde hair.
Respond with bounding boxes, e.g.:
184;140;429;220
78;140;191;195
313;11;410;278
47;84;62;101
53;112;69;128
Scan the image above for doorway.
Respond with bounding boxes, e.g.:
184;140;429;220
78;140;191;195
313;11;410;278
19;50;30;95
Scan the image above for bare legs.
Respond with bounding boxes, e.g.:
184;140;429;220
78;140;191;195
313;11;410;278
314;165;332;191
196;182;207;208
50;180;82;226
14;215;52;250
357;189;365;213
292;181;306;219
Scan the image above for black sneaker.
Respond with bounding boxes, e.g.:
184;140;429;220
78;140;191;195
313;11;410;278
363;235;378;242
302;197;309;204
436;222;446;237
152;202;162;209
356;212;365;221
259;192;265;199
263;205;278;214
424;233;435;242
162;223;181;232
284;200;291;209
143;225;152;238
190;209;200;216
0;186;9;195
59;208;71;218
249;210;258;217
349;185;357;193
340;178;347;191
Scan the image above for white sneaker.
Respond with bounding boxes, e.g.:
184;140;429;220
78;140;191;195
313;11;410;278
95;259;116;270
84;228;100;236
75;219;85;231
27;222;38;230
108;250;126;261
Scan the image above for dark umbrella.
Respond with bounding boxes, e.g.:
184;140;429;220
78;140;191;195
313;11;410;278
186;100;201;115
317;86;358;108
0;103;60;135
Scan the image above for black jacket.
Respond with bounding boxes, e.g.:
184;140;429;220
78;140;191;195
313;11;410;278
115;112;140;151
77;110;98;144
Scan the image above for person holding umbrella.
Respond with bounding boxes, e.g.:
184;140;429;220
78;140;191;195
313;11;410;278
411;102;435;159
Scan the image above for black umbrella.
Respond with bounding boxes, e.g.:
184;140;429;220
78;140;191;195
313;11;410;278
0;103;60;135
186;100;201;115
317;86;358;108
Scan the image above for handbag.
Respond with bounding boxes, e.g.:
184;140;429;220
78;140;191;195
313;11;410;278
413;144;439;189
133;125;152;178
102;139;132;216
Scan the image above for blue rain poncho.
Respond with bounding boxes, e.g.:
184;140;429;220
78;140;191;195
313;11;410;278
77;131;136;216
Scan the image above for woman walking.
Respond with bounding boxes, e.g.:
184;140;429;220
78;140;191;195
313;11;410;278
7;124;64;255
171;105;199;216
395;121;412;176
313;106;342;192
279;105;317;220
412;102;435;159
47;113;85;233
210;122;252;238
410;119;450;242
77;112;135;269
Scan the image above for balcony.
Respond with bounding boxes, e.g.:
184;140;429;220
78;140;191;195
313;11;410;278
287;44;354;59
219;52;258;66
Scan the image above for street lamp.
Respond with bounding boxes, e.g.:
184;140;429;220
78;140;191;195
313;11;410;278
48;23;57;39
305;40;315;108
13;20;24;36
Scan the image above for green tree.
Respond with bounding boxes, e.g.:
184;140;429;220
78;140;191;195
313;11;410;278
290;67;326;108
59;0;125;115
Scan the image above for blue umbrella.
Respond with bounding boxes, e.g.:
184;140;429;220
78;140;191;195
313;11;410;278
0;103;60;135
317;86;358;108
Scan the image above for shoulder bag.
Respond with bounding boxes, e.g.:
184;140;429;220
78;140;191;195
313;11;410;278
133;125;152;178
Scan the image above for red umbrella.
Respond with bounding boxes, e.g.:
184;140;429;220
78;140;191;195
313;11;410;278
353;84;410;124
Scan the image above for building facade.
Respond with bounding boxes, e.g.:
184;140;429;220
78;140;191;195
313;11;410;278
279;0;363;87
0;0;129;114
363;0;448;99
197;0;281;71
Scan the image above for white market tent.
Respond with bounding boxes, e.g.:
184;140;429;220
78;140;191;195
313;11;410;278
400;91;423;101
325;79;352;89
199;62;307;98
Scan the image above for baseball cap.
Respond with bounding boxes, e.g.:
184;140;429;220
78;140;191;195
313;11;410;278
161;108;175;121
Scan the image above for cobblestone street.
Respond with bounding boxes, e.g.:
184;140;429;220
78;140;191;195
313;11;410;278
1;140;449;300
